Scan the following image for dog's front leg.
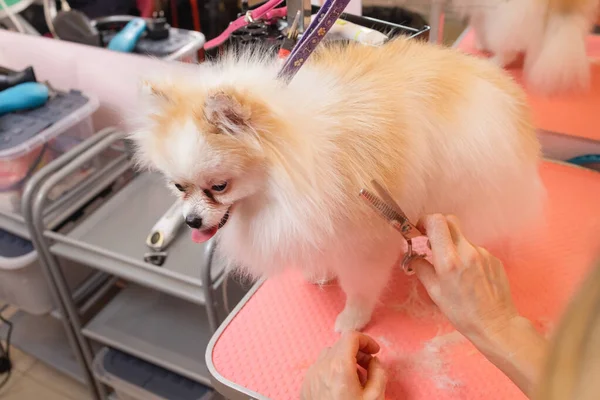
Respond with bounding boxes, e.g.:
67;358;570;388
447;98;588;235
490;51;519;68
333;248;395;333
470;12;490;52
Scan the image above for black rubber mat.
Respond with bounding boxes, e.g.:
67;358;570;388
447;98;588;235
102;348;213;400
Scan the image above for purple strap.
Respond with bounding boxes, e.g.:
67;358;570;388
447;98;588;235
277;0;351;82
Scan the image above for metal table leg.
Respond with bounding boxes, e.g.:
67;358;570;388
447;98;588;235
429;0;446;44
287;0;311;33
202;238;219;333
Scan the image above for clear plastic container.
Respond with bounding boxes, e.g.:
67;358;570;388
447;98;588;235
93;347;217;400
0;92;99;212
0;229;93;315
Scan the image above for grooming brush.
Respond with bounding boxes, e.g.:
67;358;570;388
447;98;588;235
107;18;147;52
146;200;185;252
52;0;102;46
359;180;427;275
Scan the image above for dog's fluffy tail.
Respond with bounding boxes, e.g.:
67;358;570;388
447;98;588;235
524;12;591;95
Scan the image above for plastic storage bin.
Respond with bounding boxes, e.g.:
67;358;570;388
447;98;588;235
94;347;217;400
92;16;205;63
102;28;205;63
0;90;99;212
0;229;92;315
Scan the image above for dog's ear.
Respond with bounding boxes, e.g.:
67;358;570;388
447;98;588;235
203;90;252;135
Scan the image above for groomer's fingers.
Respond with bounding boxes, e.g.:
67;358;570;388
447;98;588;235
363;357;387;400
356;351;373;370
316;347;330;361
445;215;481;266
338;332;381;357
416;216;428;235
358;367;368;386
417;214;459;273
445;215;463;241
412;258;441;299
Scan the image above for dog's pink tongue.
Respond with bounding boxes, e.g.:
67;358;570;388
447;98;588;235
191;227;217;244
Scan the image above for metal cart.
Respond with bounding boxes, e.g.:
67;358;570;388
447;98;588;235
0;127;128;397
3;128;229;399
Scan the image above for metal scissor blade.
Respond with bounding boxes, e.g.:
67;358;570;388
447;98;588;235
359;188;405;231
371;180;406;218
369;180;423;239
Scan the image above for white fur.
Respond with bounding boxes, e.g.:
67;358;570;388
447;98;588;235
525;13;591;94
130;42;545;333
454;0;599;94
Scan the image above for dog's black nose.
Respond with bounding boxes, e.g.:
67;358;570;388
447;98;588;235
185;215;203;229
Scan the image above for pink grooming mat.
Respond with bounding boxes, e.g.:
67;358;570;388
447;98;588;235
455;32;600;143
208;161;600;399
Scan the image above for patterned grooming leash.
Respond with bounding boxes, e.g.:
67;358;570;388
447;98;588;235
277;0;352;82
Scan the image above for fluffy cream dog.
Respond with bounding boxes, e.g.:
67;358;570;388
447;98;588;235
453;0;599;94
129;38;544;332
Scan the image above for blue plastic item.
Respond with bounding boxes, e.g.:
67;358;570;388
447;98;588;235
107;18;147;53
0;229;34;258
0;90;89;152
0;82;49;116
566;154;600;166
101;29;201;57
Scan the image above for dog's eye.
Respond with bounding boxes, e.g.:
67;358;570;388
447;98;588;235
174;184;185;192
211;182;228;192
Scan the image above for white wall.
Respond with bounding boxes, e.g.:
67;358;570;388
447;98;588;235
0;31;190;130
311;0;362;15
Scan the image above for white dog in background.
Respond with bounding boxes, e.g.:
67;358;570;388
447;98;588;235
453;0;599;94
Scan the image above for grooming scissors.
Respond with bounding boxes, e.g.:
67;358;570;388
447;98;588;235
359;180;427;275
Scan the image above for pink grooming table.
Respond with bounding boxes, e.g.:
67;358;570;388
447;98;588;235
207;161;600;400
454;31;600;145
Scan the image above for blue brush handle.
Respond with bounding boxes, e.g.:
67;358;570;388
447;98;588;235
566;154;600;166
0;82;49;116
107;18;147;53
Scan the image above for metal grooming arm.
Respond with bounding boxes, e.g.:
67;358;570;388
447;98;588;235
429;0;446;44
287;0;312;33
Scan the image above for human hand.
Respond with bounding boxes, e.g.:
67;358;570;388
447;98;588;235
411;214;519;345
300;332;387;400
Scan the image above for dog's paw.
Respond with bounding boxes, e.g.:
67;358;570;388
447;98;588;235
490;51;518;68
474;37;489;53
475;44;487;52
334;307;372;333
